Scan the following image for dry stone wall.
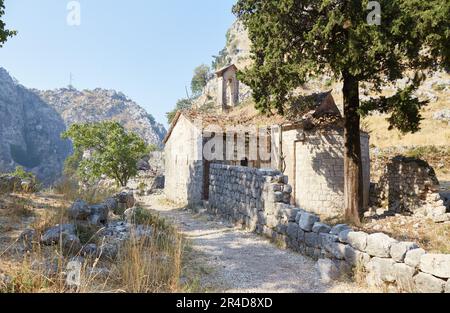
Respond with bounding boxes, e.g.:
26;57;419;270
208;164;292;230
207;163;450;293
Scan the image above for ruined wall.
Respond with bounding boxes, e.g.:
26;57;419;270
217;69;239;110
277;129;370;217
164;115;203;205
371;156;449;222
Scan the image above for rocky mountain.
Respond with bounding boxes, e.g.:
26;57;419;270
0;67;166;184
0;68;71;184
36;88;166;147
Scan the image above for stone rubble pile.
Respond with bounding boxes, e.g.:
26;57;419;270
19;190;150;260
0;174;37;193
370;156;449;223
207;163;450;293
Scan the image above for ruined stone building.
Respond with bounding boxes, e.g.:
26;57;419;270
215;64;240;110
163;64;370;217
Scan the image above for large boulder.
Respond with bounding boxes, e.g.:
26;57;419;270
286;222;299;241
365;233;397;257
339;231;368;251
312;222;331;234
366;257;396;288
323;241;347;260
68;200;109;226
95;221;153;260
298;212;320;232
104;197;118;213
40;224;81;254
330;224;351;236
304;232;320;248
41;224;76;245
419;254;450;279
393;263;416;293
68;200;91;220
414;272;446;293
390;242;419;263
343;245;371;267
114;190;135;215
87;204;109;226
404;248;426;268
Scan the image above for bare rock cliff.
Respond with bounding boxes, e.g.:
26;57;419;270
0;68;71;184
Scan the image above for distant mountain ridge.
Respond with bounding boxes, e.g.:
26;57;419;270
36;87;166;147
0;67;166;184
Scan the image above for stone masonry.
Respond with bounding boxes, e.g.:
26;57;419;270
208;164;292;231
276;129;370;217
207;163;450;293
371;156;449;222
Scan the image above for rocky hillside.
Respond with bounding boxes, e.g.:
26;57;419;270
37;88;166;147
0;67;166;184
0;68;71;184
193;20;253;110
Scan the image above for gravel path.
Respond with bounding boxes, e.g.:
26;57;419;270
140;193;371;293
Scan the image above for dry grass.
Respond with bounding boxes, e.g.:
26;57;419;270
353;259;368;287
396;220;450;254
362;98;450;149
109;225;183;293
0;189;188;293
53;177;118;204
1;196;35;225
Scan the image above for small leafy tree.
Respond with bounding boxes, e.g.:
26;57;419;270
62;121;149;187
166;98;193;124
191;64;211;96
233;0;449;223
0;1;16;47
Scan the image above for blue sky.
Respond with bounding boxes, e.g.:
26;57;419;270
0;0;237;127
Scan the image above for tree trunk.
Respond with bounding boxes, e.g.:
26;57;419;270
342;73;363;225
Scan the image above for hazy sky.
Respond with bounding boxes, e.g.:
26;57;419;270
0;0;237;127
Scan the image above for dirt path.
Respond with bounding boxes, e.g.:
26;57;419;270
139;193;371;293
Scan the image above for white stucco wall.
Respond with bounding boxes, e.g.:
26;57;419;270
164;115;204;205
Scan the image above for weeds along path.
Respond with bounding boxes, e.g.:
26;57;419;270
139;193;371;293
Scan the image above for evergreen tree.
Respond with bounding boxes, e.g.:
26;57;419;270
0;0;16;47
233;0;449;223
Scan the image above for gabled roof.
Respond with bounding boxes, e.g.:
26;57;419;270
162;111;183;144
215;64;238;77
163;91;343;145
284;90;341;122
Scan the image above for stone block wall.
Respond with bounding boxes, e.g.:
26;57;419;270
208;164;292;230
278;129;370;217
207;164;450;293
